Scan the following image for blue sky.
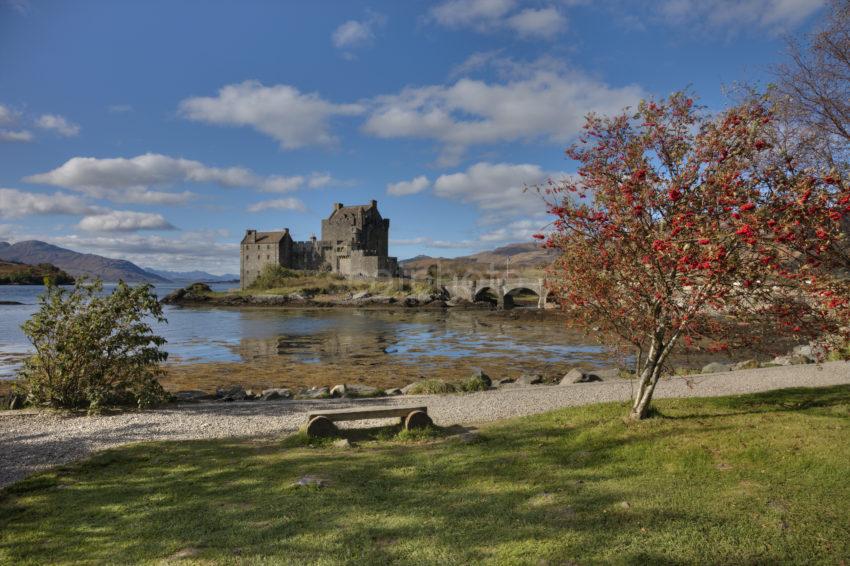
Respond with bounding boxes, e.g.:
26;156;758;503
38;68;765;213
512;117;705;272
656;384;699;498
0;0;827;273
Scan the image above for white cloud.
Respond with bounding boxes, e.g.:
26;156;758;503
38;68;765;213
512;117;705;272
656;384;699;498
51;231;241;273
77;210;176;232
0;188;100;218
391;236;477;249
387;175;431;196
479;219;545;242
429;0;566;38
179;80;364;149
431;0;517;30
247;198;307;213
333;20;373;48
36;114;80;137
364;63;643;164
659;0;824;31
23;153;330;203
506;7;566;38
0;104;14;124
0;129;33;142
433;162;560;220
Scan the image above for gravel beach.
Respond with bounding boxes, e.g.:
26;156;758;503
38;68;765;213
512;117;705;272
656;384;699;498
2;361;849;488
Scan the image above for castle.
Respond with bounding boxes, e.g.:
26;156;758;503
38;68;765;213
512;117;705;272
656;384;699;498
240;200;399;289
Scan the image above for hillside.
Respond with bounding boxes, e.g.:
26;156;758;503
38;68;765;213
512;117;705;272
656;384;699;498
0;241;169;283
0;260;74;285
400;242;558;279
144;268;238;283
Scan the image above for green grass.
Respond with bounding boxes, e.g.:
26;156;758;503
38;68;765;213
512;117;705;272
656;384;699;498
2;386;850;565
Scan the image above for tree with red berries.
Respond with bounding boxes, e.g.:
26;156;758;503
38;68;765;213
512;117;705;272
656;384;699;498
542;92;842;420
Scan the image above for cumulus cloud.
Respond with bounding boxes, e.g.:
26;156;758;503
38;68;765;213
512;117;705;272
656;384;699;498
364;64;642;164
77;210;176;232
179;80;364;149
0;188;100;218
387;175;431;196
433;162;561;220
247;197;307;213
36;114;80;137
506;7;566;38
332;11;386;56
23;153;331;203
429;0;566;38
479;218;546;243
658;0;824;31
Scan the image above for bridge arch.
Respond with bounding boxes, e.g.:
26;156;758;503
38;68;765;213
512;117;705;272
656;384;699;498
473;286;500;306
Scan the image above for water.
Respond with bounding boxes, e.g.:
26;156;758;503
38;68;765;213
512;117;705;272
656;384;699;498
0;283;610;384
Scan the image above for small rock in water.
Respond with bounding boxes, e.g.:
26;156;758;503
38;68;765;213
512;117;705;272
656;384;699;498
294;475;331;488
701;362;731;374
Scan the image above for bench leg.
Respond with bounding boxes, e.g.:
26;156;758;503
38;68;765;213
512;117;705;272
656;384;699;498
404;410;433;431
305;416;338;438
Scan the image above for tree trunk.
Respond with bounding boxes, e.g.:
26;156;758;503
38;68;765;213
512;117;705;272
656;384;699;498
628;330;680;420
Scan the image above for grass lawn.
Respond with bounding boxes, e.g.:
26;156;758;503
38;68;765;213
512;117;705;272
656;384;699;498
2;386;849;565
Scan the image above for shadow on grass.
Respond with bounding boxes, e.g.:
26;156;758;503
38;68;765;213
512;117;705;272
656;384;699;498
1;385;849;563
654;384;850;420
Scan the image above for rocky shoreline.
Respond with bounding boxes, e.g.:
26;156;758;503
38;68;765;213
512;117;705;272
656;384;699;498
161;282;509;310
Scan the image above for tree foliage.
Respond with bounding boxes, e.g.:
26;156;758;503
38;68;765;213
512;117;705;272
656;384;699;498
19;279;169;411
542;92;843;420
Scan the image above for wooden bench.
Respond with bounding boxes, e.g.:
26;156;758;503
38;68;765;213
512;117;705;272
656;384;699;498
304;406;431;437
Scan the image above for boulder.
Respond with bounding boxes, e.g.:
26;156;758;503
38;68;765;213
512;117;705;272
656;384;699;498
174;390;215;402
216;385;248;402
589;368;621;381
333;438;353;449
469;367;492;387
701;362;732;374
385;388;402;396
347;384;381;397
400;382;419;395
772;354;812;366
733;359;760;371
352;291;371;300
403;297;420;307
330;384;347;398
299;386;330;399
287;293;306;302
516;373;543;385
261;388;291;401
561;369;602;384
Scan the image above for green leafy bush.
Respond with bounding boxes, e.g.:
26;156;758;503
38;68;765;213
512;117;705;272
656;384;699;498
456;374;490;392
18;279;169;411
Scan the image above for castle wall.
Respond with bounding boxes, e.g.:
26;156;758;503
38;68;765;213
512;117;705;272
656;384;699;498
240;201;398;288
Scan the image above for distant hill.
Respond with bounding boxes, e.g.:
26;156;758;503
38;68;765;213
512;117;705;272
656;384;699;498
400;242;558;279
0;260;75;285
144;268;239;283
0;240;170;283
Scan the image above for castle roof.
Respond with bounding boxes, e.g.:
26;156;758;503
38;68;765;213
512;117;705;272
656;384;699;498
241;230;291;244
327;200;380;222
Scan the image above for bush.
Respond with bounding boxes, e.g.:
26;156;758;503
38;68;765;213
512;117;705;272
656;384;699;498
456;374;490;392
405;379;456;395
249;264;303;290
18;279;169;411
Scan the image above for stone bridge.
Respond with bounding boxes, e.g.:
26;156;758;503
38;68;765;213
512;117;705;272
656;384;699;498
442;277;550;309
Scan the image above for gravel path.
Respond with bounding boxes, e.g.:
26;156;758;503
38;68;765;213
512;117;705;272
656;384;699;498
2;361;849;488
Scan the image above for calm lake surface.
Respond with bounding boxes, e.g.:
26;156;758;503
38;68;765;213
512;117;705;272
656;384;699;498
0;283;610;384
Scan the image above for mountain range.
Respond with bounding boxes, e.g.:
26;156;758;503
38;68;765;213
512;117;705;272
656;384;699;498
143;268;239;283
399;242;557;279
0;240;170;283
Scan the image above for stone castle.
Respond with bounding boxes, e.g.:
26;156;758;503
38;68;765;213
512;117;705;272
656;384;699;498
240;200;399;289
